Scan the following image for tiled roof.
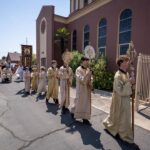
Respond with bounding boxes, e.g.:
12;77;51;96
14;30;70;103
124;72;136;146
7;52;21;61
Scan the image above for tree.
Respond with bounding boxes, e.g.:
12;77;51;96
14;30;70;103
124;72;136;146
2;56;6;60
55;27;70;54
32;54;37;65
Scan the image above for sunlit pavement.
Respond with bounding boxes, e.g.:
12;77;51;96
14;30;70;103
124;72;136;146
0;79;150;150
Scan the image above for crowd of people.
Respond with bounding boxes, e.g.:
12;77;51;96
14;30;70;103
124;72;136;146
0;63;13;82
0;54;135;144
22;57;93;125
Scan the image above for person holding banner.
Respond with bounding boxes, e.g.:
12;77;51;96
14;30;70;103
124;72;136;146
46;60;59;104
71;56;92;125
103;55;134;143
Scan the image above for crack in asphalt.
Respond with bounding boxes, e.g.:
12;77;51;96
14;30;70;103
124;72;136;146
0;83;107;150
0;108;9;118
0;95;29;144
91;112;106;118
0;123;29;142
17;121;75;150
0;91;106;150
0;97;9;118
16;112;105;150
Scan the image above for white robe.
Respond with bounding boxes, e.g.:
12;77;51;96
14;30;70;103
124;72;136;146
46;67;59;99
16;66;23;80
59;66;73;108
24;70;31;92
103;70;133;143
37;71;47;94
31;71;39;92
71;66;92;120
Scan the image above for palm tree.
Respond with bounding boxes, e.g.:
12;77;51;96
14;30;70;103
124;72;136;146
55;27;70;54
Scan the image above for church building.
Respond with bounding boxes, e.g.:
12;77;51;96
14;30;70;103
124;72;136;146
36;0;150;70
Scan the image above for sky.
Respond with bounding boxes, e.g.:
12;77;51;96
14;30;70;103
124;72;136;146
0;0;70;58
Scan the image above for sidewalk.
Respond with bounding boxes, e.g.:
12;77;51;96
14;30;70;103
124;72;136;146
70;87;150;131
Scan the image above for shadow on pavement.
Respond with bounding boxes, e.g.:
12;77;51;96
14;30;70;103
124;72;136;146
104;129;140;150
66;121;104;149
16;89;30;97
36;94;46;101
60;113;104;149
60;110;73;126
138;107;150;120
16;89;25;95
46;101;59;115
14;80;23;83
0;82;11;84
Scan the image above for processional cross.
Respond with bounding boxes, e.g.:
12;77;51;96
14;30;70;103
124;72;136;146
126;41;137;138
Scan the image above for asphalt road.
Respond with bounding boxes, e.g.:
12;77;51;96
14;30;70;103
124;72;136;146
0;80;150;150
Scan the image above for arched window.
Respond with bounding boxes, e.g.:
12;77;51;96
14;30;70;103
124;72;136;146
84;0;88;6
72;30;77;50
118;9;132;55
74;0;76;11
83;25;90;48
98;18;107;56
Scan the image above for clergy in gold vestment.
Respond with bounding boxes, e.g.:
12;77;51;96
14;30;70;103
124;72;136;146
37;66;47;95
59;63;73;114
103;55;134;143
31;67;39;92
24;67;31;94
71;57;92;125
46;60;59;104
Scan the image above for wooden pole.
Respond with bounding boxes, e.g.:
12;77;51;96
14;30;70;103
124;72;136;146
126;41;137;138
132;88;135;137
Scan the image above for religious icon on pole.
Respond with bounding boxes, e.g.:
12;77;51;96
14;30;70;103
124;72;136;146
21;45;32;67
84;45;95;59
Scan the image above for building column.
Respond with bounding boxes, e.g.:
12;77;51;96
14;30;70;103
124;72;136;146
70;0;74;13
78;0;80;9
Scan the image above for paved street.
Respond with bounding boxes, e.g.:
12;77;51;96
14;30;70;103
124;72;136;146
0;80;150;150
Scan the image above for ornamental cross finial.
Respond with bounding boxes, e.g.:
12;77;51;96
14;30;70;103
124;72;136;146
127;41;137;62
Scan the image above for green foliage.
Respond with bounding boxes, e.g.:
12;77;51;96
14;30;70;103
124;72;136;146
55;27;70;53
32;54;37;65
69;51;114;91
90;56;114;91
55;27;70;38
69;51;83;73
2;56;6;60
69;51;83;87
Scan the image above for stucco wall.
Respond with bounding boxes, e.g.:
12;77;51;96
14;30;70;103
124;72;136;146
67;0;150;71
36;6;54;69
37;0;150;70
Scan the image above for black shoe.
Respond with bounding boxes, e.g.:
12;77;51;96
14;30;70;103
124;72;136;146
55;99;59;105
46;98;49;103
54;99;59;105
26;92;30;95
65;108;69;112
61;106;66;114
83;119;92;126
71;113;75;120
